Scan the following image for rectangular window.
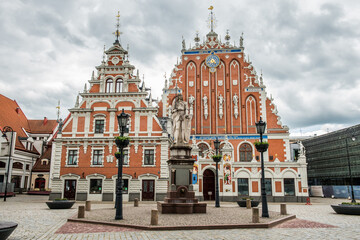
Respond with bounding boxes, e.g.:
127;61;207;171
122;179;128;194
144;149;155;165
94;120;104;133
67;150;78;165
123;150;129;165
90;179;102;194
265;178;272;196
92;150;103;165
26;164;30;170
237;178;249;196
284;178;295;196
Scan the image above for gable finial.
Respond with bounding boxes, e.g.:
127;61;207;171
207;6;216;32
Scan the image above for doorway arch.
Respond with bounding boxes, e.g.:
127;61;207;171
203;169;215;200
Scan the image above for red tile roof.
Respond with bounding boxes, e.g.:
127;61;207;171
32;146;52;172
0;94;57;154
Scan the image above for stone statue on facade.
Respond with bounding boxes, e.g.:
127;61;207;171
233;93;239;119
218;94;224;119
203;95;208;119
172;94;191;144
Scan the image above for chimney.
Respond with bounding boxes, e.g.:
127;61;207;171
43;117;48;125
15;107;20;114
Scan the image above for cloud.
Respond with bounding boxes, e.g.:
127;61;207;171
0;0;359;136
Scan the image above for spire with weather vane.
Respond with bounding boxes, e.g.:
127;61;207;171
113;11;122;45
207;6;217;33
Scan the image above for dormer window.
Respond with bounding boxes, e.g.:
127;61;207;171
106;79;113;93
116;79;122;93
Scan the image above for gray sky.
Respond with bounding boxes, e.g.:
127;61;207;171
1;0;359;136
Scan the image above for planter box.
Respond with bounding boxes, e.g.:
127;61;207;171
0;221;18;240
46;201;75;209
331;204;360;215
237;200;260;208
255;144;268;152
115;139;130;148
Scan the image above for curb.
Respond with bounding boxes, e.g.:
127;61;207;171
67;214;296;231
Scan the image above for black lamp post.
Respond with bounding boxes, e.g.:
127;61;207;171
255;117;269;218
345;128;356;203
213;137;221;208
115;109;129;220
1;126;14;202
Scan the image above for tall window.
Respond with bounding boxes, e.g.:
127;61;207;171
237;178;249;196
95;120;104;133
67;150;78;165
265;178;272;196
90;179;102;194
239;143;252;162
92;150;103;165
116;79;122;92
106;79;113;93
284;178;295;196
144;149;154;165
123;150;129;165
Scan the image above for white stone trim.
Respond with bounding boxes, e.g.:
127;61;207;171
90;146;105;167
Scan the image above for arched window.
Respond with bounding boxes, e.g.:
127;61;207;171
13;162;23;169
115;79;122;92
105;79;113;93
198;143;209;158
239;143;252;162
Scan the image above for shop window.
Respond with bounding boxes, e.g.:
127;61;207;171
95;120;104;133
239;143;252;162
284;178;295;196
90;179;102;194
144;149;154;165
92;150;103;165
122;179;128;194
265;178;272;196
237;178;249;196
67;150;78;165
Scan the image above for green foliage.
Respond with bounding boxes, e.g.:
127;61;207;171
212;154;222;160
254;141;269;146
114;136;130;141
341;202;360;205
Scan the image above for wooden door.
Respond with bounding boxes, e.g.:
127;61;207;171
64;180;76;200
142;180;155;201
203;169;215;200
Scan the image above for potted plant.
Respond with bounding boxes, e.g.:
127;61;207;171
114;136;130;148
212;154;222;163
331;202;360;215
115;151;122;159
254;141;269;152
237;197;260;207
46;198;75;209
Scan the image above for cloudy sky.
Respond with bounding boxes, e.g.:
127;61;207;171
1;0;359;136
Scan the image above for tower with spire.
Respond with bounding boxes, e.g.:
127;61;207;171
159;6;308;203
49;12;169;202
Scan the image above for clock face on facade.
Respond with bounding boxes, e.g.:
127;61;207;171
111;57;120;65
205;52;220;68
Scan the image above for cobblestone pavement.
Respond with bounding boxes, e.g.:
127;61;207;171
1;195;360;239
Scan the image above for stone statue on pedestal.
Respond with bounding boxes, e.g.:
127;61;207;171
172;94;191;144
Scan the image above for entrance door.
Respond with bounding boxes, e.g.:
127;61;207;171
142;180;155;201
203;169;215;200
64;180;76;200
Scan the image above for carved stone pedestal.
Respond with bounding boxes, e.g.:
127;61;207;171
157;144;207;214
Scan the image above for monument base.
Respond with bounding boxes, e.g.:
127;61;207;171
157;185;207;214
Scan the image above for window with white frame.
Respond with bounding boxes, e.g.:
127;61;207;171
144;149;155;165
89;179;102;194
105;79;113;93
67;150;78;165
92;150;103;165
115;79;122;92
116;149;129;166
94;119;105;133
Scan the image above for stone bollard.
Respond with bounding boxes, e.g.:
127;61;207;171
280;203;287;215
150;209;158;225
252;207;259;223
85;201;91;211
78;206;85;218
134;198;139;207
246;199;251;209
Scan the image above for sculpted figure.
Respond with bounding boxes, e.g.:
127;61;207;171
172;94;191;144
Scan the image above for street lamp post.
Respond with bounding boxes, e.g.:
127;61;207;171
345;128;356;203
1;126;14;202
213;137;221;208
255;117;269;218
115;109;129;220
